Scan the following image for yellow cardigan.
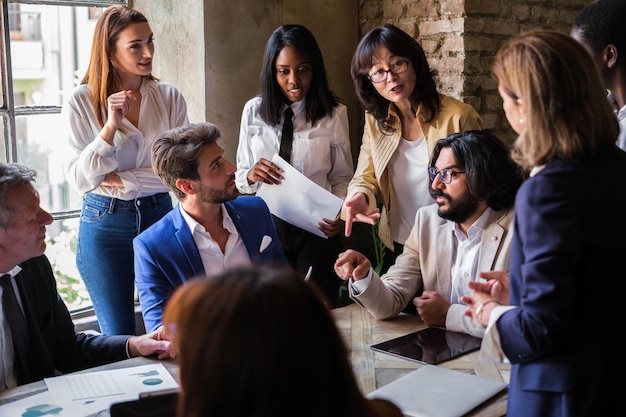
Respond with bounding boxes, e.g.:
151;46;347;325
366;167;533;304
343;95;483;249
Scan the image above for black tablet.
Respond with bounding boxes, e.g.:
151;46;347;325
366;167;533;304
370;327;482;365
109;391;178;417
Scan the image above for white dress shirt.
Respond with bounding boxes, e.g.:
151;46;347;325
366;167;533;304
178;204;252;273
608;92;626;151
235;97;354;199
63;78;189;199
449;207;491;304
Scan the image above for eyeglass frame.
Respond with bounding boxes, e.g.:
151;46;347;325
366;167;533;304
428;166;466;184
367;60;410;83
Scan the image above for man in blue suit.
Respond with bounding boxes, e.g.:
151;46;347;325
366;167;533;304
0;163;172;390
134;123;287;332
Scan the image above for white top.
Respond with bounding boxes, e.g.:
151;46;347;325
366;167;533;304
388;136;430;244
62;78;189;200
609;92;626;151
450;207;491;304
235;96;354;198
0;266;23;390
178;204;252;272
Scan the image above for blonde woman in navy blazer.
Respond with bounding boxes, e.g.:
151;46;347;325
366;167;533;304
462;31;625;417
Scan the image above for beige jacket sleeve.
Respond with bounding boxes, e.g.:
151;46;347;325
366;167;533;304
350;204;514;338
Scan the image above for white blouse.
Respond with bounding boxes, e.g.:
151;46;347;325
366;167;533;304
62;78;189;200
235;96;353;199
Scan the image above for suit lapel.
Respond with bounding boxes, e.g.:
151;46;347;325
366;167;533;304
225;202;260;263
171;205;205;277
13;266;56;383
477;210;508;273
434;220;453;295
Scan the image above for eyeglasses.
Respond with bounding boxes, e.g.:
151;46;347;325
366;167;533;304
367;60;410;83
428;167;466;184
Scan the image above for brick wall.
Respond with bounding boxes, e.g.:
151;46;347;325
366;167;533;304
359;0;591;145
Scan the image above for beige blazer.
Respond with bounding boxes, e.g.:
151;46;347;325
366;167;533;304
343;95;483;249
350;204;514;337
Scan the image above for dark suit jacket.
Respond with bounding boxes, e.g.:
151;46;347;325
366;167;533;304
496;148;626;417
134;196;287;332
14;255;128;385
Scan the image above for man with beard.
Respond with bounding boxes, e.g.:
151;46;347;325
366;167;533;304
134;123;287;333
334;131;523;337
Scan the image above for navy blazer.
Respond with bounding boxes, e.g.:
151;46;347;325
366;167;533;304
496;148;626;417
13;255;128;385
134;196;287;332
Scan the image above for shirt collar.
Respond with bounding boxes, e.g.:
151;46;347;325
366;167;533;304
529;165;545;177
0;266;22;278
179;203;236;235
288;99;306;117
452;206;492;241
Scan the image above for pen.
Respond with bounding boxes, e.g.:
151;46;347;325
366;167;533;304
304;266;312;282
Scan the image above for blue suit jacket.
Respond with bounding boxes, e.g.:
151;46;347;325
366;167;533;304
13;255;128;385
134;196;287;332
496;148;626;417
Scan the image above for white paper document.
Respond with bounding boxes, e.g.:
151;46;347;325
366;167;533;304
0;363;178;417
255;154;343;238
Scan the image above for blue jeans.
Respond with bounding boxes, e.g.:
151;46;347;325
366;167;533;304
76;192;173;335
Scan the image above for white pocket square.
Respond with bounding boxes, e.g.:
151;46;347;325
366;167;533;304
259;235;272;253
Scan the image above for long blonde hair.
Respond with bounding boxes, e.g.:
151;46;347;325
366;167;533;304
493;30;618;170
81;5;157;128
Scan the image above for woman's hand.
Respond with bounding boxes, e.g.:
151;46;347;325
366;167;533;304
246;158;284;185
101;90;137;145
319;214;343;237
343;192;381;237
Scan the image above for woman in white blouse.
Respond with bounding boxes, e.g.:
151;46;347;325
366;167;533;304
63;5;188;335
236;24;353;306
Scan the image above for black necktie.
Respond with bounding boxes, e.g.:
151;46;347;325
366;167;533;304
1;274;33;385
279;106;294;163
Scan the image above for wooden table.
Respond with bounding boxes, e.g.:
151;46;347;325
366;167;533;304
332;303;510;417
1;304;509;417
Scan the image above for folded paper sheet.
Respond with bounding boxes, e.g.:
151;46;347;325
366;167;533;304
256;154;343;238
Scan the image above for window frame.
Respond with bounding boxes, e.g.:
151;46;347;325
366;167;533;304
0;0;129;319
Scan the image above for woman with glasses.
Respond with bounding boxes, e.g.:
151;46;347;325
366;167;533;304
343;24;482;273
235;25;353;307
461;31;625;416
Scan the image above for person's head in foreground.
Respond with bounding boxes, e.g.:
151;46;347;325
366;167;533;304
163;266;402;417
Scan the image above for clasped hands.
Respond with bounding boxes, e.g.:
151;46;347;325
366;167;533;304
461;270;510;328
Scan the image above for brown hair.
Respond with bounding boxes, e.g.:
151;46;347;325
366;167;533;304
163;266;382;417
151;123;221;199
493;30;618;170
81;5;157;128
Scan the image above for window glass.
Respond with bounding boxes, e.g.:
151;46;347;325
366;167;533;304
15;112;83;212
3;1;128;312
10;4;98;108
